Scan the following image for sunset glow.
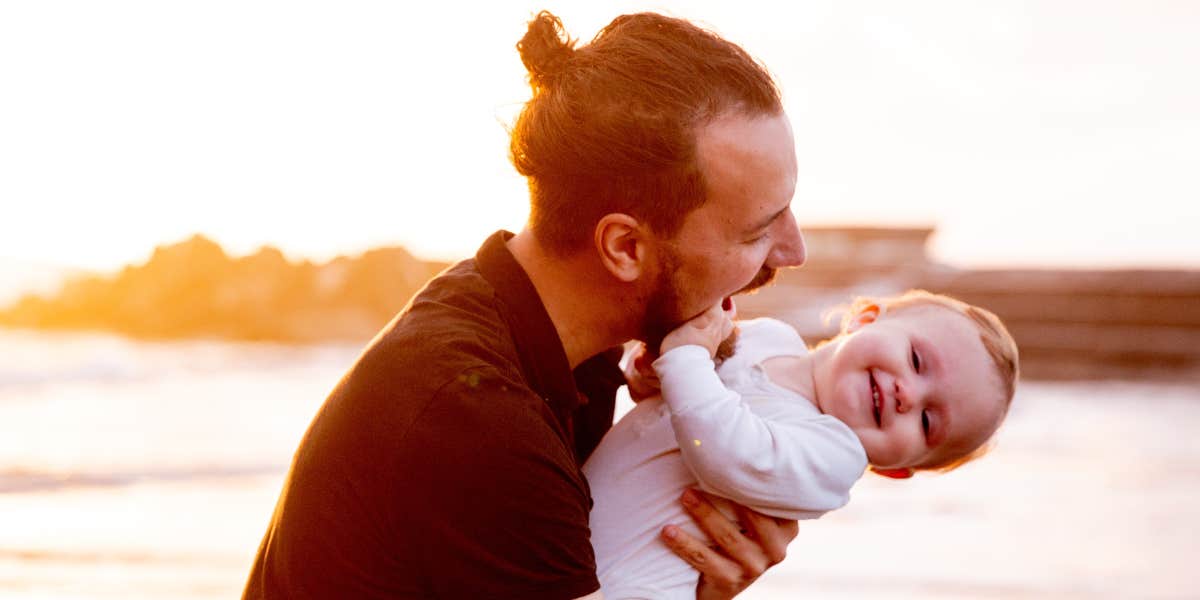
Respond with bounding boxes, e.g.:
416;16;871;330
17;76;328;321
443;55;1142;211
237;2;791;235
2;5;1198;599
2;1;1198;281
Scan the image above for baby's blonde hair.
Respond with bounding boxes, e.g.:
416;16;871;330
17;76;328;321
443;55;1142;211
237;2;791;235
833;289;1020;472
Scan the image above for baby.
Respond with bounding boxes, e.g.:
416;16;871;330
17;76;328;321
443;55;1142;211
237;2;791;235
583;290;1019;600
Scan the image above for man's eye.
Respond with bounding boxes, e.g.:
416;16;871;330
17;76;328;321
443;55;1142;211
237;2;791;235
921;410;930;436
910;346;921;372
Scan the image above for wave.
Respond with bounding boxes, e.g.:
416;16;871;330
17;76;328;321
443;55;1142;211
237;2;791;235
0;464;285;494
0;547;245;566
0;329;359;389
0;361;145;388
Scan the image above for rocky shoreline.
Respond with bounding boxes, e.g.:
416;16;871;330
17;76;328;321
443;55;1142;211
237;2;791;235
0;235;449;343
5;228;1198;381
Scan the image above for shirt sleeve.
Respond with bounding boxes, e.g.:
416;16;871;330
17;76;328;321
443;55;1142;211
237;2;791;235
653;346;868;520
405;368;601;599
572;346;624;464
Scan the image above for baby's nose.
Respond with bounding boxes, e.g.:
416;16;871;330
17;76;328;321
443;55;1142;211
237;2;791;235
894;381;910;413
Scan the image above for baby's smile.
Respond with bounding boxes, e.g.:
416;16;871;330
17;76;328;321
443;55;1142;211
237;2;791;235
869;371;882;427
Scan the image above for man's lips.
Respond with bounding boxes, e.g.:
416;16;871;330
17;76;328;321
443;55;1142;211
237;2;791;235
869;371;882;427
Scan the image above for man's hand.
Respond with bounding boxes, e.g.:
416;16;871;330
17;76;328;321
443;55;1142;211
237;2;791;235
661;489;798;600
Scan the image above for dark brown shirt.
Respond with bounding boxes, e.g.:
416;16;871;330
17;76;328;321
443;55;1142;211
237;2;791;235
244;231;623;599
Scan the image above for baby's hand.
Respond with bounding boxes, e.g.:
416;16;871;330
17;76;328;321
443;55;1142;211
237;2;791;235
623;342;661;402
659;298;736;358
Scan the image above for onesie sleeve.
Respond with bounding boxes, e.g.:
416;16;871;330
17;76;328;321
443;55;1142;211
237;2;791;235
653;345;868;520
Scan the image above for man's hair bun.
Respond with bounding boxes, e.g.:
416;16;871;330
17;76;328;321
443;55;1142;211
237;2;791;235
509;10;783;254
517;11;576;90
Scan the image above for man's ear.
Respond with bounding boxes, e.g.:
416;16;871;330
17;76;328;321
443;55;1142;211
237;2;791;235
595;213;649;282
846;303;882;333
869;466;914;479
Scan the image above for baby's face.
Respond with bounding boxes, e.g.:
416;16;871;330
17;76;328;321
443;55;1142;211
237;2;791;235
815;305;1006;470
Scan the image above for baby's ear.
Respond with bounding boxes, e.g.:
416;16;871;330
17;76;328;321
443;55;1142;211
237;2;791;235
869;466;914;479
846;303;882;333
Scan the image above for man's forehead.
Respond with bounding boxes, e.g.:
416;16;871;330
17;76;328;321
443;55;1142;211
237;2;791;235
692;113;797;223
696;112;795;160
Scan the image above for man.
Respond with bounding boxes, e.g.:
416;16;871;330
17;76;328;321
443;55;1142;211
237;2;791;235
244;11;806;599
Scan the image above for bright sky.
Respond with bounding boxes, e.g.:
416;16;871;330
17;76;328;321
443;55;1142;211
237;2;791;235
2;1;1198;274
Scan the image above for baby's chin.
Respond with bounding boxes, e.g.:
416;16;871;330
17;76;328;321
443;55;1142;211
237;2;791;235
855;434;898;468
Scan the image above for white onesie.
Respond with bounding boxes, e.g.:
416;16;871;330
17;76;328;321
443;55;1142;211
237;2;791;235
582;318;868;600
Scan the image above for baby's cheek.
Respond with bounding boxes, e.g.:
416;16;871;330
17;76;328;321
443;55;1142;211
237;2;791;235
869;433;909;468
861;433;890;465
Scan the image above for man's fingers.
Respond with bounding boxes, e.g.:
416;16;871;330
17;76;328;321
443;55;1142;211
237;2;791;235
679;489;768;576
660;525;744;593
670;490;798;600
732;503;797;566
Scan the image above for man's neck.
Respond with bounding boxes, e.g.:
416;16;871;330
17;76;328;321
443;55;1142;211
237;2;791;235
506;230;637;368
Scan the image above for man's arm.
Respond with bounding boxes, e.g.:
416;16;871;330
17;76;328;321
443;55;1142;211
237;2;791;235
410;371;603;599
663;489;798;600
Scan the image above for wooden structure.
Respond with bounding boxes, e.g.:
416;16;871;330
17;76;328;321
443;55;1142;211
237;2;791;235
736;226;1200;381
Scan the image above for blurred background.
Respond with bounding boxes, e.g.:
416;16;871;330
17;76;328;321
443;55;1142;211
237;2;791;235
1;1;1197;598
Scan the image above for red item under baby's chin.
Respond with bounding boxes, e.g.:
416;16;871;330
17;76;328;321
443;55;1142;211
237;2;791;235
870;466;914;479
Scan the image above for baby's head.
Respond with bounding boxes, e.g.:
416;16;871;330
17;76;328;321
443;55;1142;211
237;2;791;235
813;290;1019;479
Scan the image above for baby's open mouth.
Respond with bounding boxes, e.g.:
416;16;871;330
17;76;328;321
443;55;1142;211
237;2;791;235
869;371;882;427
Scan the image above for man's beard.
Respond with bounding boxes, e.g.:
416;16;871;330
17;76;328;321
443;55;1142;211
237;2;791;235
641;252;684;354
712;267;774;363
641;252;776;355
738;265;777;295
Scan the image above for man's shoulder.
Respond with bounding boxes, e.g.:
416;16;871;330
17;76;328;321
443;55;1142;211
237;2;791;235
405;257;499;322
337;257;530;404
309;259;540;460
370;267;513;375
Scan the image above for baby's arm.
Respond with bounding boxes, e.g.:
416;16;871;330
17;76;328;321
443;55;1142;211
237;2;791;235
655;316;867;520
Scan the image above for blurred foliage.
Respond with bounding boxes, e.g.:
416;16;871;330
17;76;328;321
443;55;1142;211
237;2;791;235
0;235;451;342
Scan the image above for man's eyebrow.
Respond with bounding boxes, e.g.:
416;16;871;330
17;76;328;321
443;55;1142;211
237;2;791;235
746;204;792;233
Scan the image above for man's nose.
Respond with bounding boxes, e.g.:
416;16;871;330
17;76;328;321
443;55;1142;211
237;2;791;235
766;213;805;268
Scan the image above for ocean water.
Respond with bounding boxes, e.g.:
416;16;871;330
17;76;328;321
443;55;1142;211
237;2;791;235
1;328;1197;599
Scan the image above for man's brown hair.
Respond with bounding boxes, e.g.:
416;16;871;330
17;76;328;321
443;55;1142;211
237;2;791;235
510;11;783;254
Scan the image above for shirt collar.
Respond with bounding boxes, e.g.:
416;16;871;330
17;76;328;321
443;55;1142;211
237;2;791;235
475;230;583;416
